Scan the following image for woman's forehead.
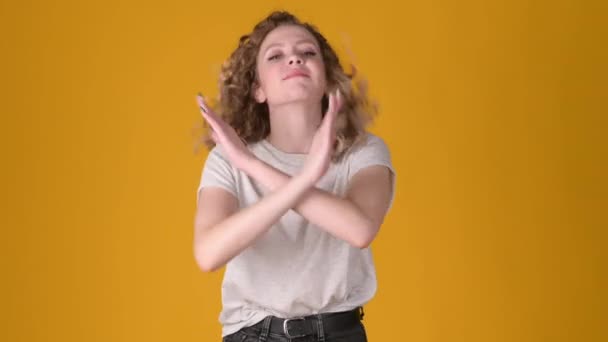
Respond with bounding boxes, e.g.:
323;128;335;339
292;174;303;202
260;25;319;49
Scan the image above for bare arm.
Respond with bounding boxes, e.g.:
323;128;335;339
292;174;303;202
247;159;393;248
193;173;314;272
193;91;341;272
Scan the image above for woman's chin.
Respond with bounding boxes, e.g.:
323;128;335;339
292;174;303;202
274;96;321;107
280;90;324;104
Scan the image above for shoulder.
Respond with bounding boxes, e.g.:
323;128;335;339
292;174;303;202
207;144;225;158
341;131;394;178
363;132;389;149
201;145;236;178
205;144;231;164
346;132;391;159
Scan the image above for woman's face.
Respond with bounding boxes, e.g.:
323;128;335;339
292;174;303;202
255;25;327;106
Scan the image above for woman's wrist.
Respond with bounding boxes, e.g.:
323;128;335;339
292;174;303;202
294;167;320;189
242;156;267;179
242;154;318;192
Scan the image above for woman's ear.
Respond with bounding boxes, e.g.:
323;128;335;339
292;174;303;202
254;84;266;103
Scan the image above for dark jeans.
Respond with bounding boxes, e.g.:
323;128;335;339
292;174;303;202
222;315;368;342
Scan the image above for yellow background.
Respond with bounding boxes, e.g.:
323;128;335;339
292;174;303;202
2;0;606;341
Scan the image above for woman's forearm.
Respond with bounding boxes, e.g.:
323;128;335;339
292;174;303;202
246;159;377;248
195;173;314;272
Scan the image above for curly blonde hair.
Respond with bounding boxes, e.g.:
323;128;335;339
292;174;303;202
197;11;377;161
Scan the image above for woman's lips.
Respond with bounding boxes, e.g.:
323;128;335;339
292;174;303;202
283;70;310;80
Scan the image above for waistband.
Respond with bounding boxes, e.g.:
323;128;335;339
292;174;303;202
246;307;364;339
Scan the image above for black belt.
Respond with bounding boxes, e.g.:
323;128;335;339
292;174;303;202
248;307;364;339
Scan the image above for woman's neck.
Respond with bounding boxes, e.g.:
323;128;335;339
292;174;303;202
266;100;322;154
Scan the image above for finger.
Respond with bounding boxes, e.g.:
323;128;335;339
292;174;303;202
196;95;215;124
198;96;230;133
196;95;224;130
322;100;338;133
335;89;343;113
196;93;209;113
319;92;333;131
199;106;219;130
327;90;342;132
325;91;335;117
196;93;218;118
201;115;224;142
328;89;341;115
211;131;220;144
196;93;213;114
327;104;338;128
323;91;338;126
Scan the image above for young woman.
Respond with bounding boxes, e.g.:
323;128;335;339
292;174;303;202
194;11;395;342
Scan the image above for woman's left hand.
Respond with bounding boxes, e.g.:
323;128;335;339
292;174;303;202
196;94;257;172
300;89;343;185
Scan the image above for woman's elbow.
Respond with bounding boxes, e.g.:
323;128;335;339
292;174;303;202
195;257;217;273
193;242;222;273
353;236;373;249
352;223;379;249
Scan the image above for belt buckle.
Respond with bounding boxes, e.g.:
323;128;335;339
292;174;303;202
283;317;306;339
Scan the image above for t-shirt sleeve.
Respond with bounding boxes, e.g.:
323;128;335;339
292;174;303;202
196;145;238;205
348;133;397;210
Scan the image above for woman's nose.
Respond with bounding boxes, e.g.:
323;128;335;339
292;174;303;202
288;55;303;65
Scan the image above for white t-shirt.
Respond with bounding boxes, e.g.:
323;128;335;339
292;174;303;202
196;132;396;337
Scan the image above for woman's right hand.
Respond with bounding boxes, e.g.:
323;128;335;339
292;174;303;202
196;94;257;173
300;89;343;185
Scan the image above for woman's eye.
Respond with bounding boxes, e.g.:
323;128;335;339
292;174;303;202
304;51;317;57
268;54;282;61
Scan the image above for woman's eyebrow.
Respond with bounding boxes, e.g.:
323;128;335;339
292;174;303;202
263;39;318;54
